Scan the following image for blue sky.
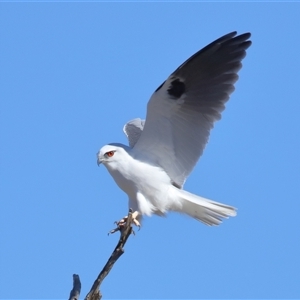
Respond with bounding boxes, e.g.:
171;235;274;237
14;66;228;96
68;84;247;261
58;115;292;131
1;2;300;299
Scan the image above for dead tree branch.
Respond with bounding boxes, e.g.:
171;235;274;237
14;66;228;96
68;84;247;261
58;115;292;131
67;209;136;300
68;274;81;300
85;209;135;300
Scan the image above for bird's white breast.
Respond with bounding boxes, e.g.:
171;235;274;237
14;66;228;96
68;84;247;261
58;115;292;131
104;149;173;215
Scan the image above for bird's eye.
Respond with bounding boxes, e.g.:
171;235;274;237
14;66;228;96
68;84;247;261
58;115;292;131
106;151;115;157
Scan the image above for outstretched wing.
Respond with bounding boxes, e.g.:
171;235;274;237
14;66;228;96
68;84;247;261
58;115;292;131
123;118;145;148
133;32;252;188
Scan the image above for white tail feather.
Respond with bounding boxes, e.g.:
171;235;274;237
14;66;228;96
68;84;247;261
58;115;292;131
175;188;237;226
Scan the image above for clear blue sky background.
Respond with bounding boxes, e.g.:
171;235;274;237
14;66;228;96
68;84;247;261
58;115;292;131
1;2;300;299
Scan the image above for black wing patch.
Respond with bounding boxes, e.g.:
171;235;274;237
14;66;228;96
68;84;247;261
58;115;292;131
167;78;185;99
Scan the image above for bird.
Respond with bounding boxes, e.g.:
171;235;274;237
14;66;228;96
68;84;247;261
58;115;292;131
97;31;252;228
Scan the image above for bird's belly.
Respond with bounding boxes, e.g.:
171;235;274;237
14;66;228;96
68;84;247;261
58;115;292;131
107;167;137;198
107;161;171;213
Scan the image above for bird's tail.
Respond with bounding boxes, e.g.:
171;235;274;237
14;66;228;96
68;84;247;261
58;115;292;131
174;188;237;226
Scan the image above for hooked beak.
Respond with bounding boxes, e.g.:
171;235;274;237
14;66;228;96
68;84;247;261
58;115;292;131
97;153;103;166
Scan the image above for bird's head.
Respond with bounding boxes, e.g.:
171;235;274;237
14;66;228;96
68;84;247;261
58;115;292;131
97;143;130;167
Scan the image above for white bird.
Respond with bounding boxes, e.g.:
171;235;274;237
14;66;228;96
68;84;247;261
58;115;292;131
97;32;251;227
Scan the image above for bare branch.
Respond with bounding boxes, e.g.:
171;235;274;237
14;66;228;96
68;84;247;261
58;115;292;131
68;274;81;300
84;209;136;300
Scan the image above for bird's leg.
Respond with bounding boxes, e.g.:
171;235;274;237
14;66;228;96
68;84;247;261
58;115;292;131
116;211;140;227
109;210;140;234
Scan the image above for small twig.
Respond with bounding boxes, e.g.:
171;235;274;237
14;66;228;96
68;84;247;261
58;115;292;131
68;274;81;300
84;209;135;300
